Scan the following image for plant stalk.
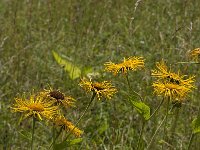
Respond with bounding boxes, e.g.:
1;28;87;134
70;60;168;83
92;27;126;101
148;98;164;120
136;120;145;150
126;74;143;102
31;117;36;150
187;133;195;150
147;106;173;150
162;98;170;150
65;92;96;140
169;107;180;145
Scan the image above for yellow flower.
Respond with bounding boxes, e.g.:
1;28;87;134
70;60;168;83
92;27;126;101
189;48;200;62
39;88;76;108
79;78;117;100
104;56;145;75
11;94;59;120
53;115;83;137
152;60;180;81
152;81;192;100
151;60;195;88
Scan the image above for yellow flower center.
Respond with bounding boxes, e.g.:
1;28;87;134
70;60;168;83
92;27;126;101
92;83;104;90
28;103;45;111
165;83;179;89
166;75;180;84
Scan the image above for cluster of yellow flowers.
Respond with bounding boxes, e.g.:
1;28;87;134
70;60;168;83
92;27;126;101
11;88;83;137
11;49;198;138
79;56;145;100
11;56;146;138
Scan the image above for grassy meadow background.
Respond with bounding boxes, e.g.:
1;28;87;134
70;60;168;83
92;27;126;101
0;0;200;149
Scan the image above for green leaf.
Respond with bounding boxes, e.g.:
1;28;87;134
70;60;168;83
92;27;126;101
192;116;200;134
129;98;150;120
52;50;81;80
98;121;109;135
54;138;83;150
82;66;93;76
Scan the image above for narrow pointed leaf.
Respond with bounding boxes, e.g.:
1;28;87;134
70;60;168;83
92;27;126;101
98;121;109;135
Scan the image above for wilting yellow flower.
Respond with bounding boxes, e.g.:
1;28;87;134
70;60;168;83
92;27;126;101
79;78;117;100
53;115;83;137
152;81;192;100
189;48;200;62
11;94;59;120
39;88;76;108
152;60;195;88
104;56;145;75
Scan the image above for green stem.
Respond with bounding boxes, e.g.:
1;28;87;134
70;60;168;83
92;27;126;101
148;98;164;120
187;133;195;150
31;117;36;150
136;120;145;150
126;73;131;90
162;98;170;148
49;127;63;149
64;92;96;140
170;107;180;144
52;124;60;150
125;74;143;102
146;106;173;150
52;125;55;149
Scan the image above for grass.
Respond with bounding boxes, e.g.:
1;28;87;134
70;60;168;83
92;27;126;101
0;0;200;149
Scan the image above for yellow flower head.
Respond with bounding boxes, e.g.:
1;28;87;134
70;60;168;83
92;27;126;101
152;81;192;100
151;60;195;88
11;94;59;120
104;56;145;75
79;78;117;100
39;88;76;108
189;48;200;62
152;60;181;81
53;115;83;137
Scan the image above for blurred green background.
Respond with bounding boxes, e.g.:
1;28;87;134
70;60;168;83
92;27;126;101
0;0;200;149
